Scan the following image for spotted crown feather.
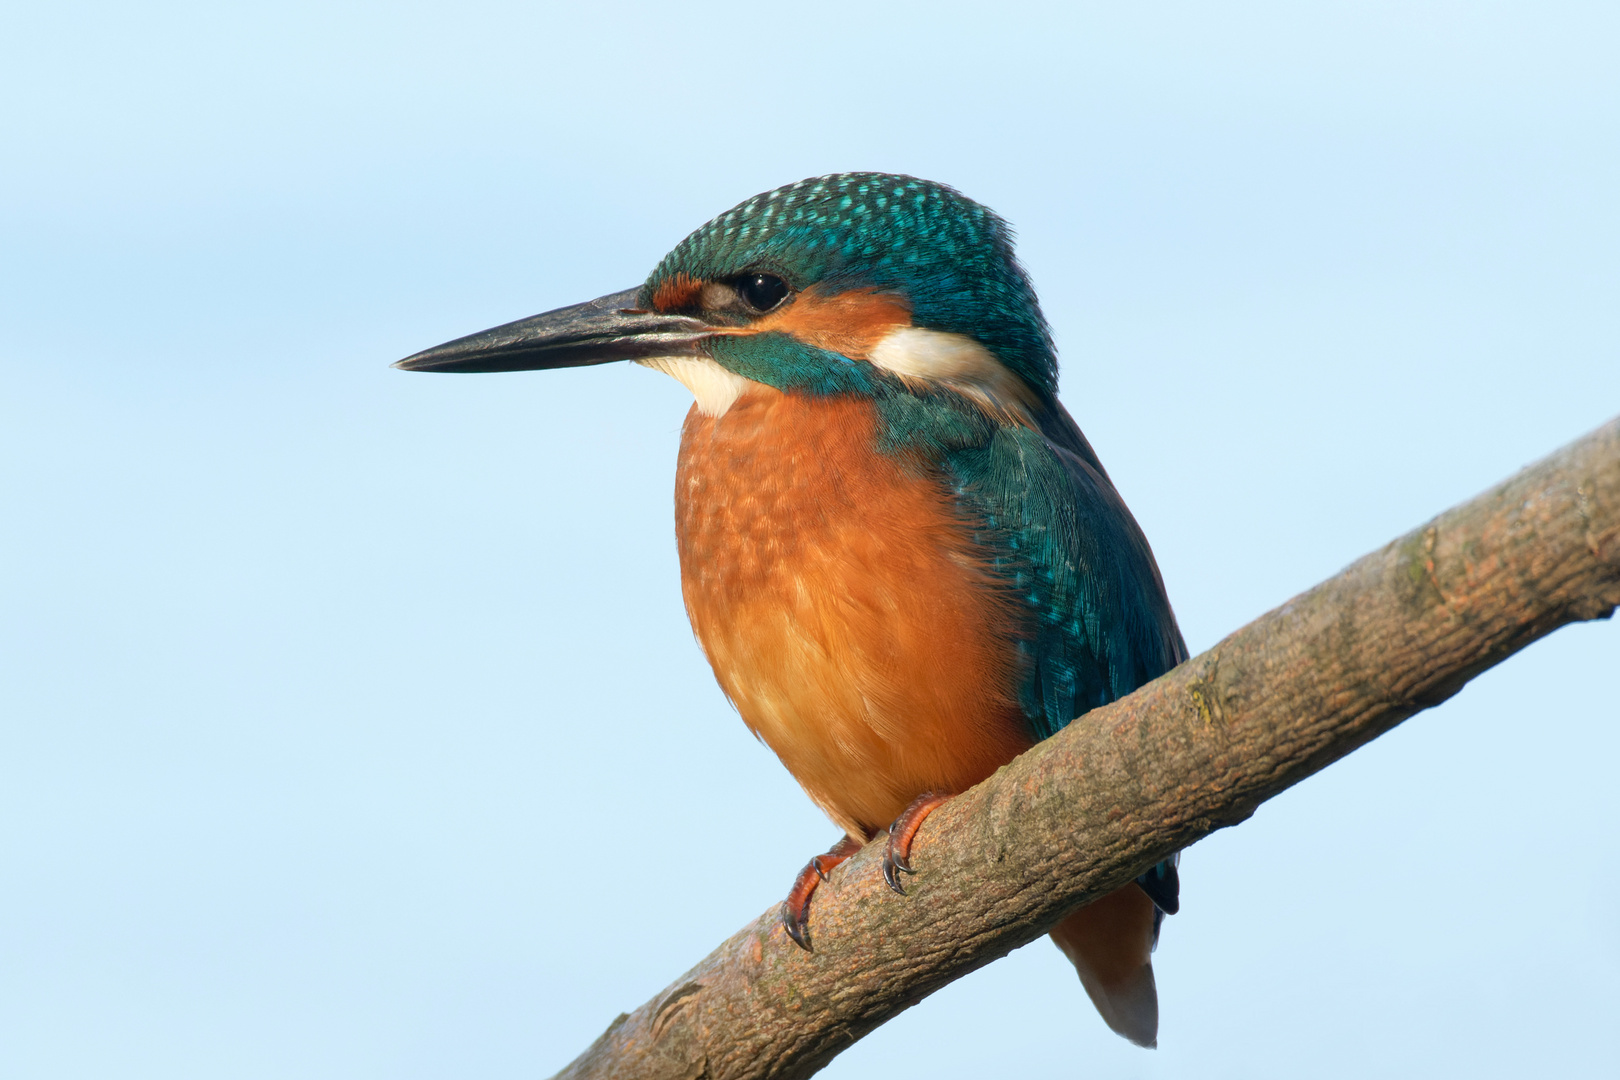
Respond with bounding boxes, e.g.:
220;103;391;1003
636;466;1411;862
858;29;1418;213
641;173;1060;398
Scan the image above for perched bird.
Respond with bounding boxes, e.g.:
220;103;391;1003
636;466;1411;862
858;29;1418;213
396;173;1187;1047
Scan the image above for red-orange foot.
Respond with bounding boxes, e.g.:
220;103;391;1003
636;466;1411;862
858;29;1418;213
780;835;863;951
882;791;951;895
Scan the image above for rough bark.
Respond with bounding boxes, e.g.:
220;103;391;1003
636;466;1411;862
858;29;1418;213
553;417;1620;1080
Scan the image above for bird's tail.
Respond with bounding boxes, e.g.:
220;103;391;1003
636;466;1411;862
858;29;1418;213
1049;884;1160;1047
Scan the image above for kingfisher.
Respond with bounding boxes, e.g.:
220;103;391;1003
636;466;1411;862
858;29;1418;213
396;173;1188;1047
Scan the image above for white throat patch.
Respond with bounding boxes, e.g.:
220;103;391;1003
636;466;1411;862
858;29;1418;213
867;326;1036;422
635;356;752;417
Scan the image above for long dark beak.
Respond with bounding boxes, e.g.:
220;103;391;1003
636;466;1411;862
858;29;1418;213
393;287;712;373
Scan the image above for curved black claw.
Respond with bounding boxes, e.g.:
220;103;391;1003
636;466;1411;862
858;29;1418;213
780;900;813;952
779;835;862;952
882;833;917;895
882;792;950;895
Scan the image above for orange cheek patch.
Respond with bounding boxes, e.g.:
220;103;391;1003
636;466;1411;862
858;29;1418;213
748;286;913;360
651;272;705;312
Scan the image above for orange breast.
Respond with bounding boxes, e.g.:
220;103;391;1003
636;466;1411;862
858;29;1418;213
674;386;1032;839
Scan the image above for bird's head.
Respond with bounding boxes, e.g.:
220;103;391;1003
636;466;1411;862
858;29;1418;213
397;173;1057;421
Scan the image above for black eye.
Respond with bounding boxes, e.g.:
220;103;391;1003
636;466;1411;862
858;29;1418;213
737;273;789;312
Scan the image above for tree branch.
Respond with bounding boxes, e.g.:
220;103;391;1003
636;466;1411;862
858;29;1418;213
553;417;1620;1080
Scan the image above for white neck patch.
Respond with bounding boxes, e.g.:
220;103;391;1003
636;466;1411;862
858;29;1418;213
635;356;753;417
867;326;1036;422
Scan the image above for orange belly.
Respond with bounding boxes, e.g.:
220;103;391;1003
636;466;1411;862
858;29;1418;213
674;386;1032;839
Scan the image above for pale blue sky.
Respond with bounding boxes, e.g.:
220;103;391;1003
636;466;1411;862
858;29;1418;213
2;3;1617;1077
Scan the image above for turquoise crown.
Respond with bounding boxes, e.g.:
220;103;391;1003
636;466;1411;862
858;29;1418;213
640;173;1059;397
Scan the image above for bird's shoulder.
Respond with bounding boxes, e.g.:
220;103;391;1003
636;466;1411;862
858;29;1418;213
875;390;1187;740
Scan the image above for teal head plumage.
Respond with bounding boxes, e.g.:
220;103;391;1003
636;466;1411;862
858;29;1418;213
639;172;1058;399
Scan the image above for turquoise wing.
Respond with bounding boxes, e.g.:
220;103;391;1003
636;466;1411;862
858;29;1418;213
946;401;1188;740
944;400;1187;923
